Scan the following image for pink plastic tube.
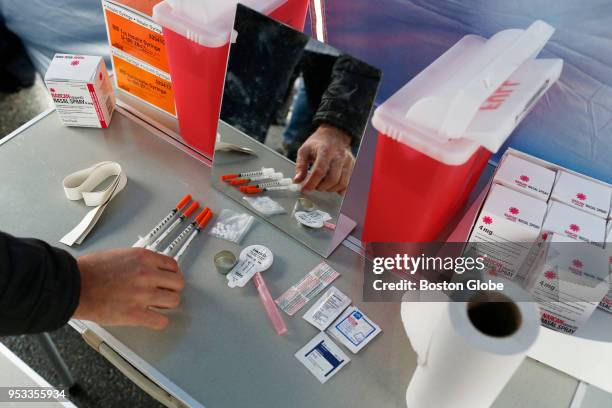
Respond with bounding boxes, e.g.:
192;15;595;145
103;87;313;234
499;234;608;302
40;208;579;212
253;272;288;336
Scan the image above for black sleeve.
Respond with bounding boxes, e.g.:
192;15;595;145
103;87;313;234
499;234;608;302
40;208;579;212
0;231;80;335
312;54;382;146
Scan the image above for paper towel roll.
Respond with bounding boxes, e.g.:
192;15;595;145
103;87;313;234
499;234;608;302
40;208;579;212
401;282;540;408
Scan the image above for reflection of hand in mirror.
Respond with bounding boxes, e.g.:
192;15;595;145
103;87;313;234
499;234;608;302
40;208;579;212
294;124;355;195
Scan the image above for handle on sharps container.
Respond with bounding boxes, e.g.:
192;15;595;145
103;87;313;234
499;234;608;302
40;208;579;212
405;20;555;141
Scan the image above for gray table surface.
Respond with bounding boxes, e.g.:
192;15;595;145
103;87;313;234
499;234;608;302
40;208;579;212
0;109;607;408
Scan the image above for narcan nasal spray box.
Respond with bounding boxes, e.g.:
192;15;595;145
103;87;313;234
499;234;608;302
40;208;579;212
467;184;547;280
542;201;606;247
551;171;611;219
494;154;556;201
524;233;609;334
598;224;612;314
44;54;115;128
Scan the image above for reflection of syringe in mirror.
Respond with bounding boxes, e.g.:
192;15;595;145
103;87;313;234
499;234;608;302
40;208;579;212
241;183;302;195
229;172;284;186
221;167;275;182
240;178;292;191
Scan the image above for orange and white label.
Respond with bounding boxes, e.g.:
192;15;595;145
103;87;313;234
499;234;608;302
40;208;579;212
112;53;176;116
104;2;169;72
110;0;163;17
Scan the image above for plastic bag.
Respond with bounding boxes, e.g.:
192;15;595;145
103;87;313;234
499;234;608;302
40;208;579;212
243;196;286;216
209;209;254;244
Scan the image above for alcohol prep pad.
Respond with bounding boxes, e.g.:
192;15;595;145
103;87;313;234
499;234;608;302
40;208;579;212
303;287;351;331
328;307;382;354
295;332;350;384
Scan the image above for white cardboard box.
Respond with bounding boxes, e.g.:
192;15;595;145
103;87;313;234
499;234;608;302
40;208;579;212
598;224;612;313
552;170;611;219
467;183;547;280
494;153;556;201
44;54;115;128
542;201;606;246
524;233;609;334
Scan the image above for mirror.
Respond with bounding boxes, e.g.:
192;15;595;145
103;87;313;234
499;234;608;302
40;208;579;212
212;4;382;257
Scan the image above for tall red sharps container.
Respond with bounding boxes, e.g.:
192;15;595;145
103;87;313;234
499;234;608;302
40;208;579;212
153;0;309;157
363;21;563;243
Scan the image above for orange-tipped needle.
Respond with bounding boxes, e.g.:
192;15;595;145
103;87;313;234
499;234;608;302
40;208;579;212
147;201;199;250
176;194;192;210
194;208;210;224
198;209;213;229
221;173;240;181
168;208;214;261
230;178;250;186
243;187;263;194
183;201;200;218
133;194;193;248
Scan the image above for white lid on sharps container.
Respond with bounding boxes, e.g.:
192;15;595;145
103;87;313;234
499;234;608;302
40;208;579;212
372;20;563;165
153;0;289;47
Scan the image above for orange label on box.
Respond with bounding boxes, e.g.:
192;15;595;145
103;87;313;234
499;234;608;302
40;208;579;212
105;5;169;72
111;0;162;17
113;54;176;116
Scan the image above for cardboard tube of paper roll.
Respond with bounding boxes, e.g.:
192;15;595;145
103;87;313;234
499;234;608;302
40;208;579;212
401;281;540;408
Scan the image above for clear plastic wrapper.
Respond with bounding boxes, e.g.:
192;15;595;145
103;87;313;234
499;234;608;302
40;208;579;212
243;196;286;216
209;209;254;244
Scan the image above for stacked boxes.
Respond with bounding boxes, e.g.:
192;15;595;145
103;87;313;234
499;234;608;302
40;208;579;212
600;226;612;313
469;149;612;331
523;233;609;334
494;154;556;201
552;171;611;219
467;184;547;280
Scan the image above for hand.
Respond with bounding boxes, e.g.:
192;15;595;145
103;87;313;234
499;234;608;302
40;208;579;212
293;125;355;194
74;248;185;330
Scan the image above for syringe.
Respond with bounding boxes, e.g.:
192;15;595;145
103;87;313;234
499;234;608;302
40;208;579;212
146;201;200;251
241;183;301;195
239;178;292;192
221;167;275;181
229;172;283;186
163;208;213;261
133;194;191;248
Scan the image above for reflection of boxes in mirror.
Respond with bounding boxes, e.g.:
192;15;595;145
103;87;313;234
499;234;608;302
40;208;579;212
459;148;612;329
363;20;563;243
102;1;177;117
44;54;115;128
152;0;309;157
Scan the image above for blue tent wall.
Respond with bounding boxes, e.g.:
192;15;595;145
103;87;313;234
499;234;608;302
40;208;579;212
323;0;612;183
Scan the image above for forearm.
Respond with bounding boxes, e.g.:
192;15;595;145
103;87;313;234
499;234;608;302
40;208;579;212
0;231;80;335
312;54;382;145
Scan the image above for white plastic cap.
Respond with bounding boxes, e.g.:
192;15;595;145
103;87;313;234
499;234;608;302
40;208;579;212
262;167;275;175
270;172;284;180
278;178;293;186
372;20;562;165
288;183;302;192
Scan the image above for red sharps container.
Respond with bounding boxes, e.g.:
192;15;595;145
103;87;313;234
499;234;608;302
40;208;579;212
153;0;309;157
363;21;563;243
